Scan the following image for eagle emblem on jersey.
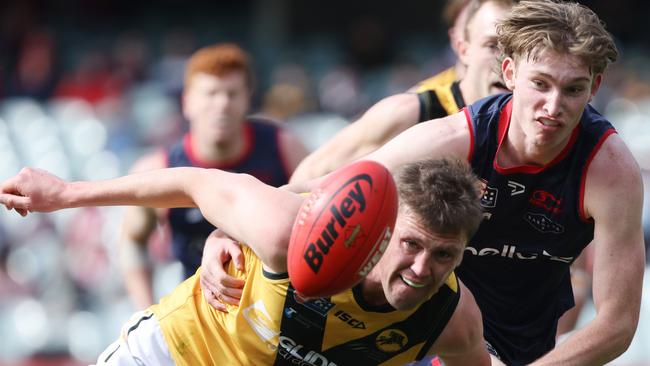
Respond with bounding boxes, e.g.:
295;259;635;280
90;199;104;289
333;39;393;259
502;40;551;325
375;329;408;353
524;212;564;234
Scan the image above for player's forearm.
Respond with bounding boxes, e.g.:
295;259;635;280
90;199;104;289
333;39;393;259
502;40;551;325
64;168;200;209
530;314;635;365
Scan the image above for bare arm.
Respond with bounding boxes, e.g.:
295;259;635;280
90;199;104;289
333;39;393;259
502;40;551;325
289;93;421;183
429;282;491;366
364;111;471;171
117;151;167;309
0;167;303;273
285;111;472;194
531;135;645;365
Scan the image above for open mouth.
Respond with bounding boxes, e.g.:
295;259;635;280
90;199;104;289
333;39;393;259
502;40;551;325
400;275;427;288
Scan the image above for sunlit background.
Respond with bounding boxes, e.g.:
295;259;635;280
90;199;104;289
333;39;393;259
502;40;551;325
0;0;648;365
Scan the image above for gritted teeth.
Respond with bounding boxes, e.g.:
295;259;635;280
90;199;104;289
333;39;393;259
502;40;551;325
400;275;426;288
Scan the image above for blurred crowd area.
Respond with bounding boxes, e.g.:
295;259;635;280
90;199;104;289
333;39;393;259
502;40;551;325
0;0;649;365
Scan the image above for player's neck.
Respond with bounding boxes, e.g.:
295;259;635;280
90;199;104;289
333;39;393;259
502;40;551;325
360;273;389;307
499;119;566;167
458;78;479;106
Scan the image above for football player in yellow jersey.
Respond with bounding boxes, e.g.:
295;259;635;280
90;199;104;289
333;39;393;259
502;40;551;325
0;159;494;365
289;0;513;183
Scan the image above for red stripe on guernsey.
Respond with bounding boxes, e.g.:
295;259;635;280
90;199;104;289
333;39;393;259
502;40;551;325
578;128;616;222
493;100;581;175
430;356;442;366
463;107;475;162
182;123;255;169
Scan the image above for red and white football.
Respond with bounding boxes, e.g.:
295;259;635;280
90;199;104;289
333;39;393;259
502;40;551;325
287;160;398;298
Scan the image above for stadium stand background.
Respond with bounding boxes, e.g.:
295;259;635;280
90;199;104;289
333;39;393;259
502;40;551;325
0;0;649;365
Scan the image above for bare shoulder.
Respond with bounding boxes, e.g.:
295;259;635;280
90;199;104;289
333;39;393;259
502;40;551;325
583;133;643;218
129;150;168;174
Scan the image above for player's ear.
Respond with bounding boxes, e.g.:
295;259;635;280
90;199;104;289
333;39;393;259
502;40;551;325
590;73;603;100
457;37;471;66
502;57;516;90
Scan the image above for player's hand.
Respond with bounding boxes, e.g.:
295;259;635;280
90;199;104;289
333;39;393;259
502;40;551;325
200;229;246;312
0;167;67;216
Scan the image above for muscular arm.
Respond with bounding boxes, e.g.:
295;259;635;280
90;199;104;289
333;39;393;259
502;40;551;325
531;135;645;365
429;282;491;366
117;151;167;309
289;93;421;183
1;167;303;273
364;111;472;171
286;111;472;194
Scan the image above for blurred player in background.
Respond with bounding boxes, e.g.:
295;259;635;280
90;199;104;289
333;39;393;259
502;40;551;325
288;0;513;183
0;159;494;365
119;43;307;309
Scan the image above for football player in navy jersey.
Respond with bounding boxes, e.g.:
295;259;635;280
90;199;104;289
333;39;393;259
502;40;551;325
118;43;307;309
259;1;643;364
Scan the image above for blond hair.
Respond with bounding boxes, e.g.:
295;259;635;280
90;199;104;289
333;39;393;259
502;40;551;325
184;43;254;90
497;0;618;75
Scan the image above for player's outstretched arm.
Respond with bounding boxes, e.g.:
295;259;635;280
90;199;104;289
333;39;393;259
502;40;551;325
429;282;491;366
363;111;472;173
530;135;645;365
0;166;302;273
289;93;420;183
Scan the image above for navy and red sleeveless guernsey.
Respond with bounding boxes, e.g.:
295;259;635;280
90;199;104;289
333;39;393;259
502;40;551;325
166;118;292;278
458;93;615;365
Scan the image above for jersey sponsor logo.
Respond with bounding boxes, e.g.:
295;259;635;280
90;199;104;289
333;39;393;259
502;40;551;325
334;310;366;329
507;180;525;196
291;290;335;317
375;329;408;353
277;336;338;366
243;300;280;344
245;302;337;365
304;176;369;274
529;190;563;213
465;244;574;263
283;306;325;330
524;212;565;234
478;179;498;208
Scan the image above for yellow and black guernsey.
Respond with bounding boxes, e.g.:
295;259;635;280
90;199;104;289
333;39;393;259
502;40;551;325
150;245;460;365
412;67;465;122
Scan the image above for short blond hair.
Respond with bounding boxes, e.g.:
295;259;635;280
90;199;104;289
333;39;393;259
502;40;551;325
184;43;254;90
497;0;618;75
